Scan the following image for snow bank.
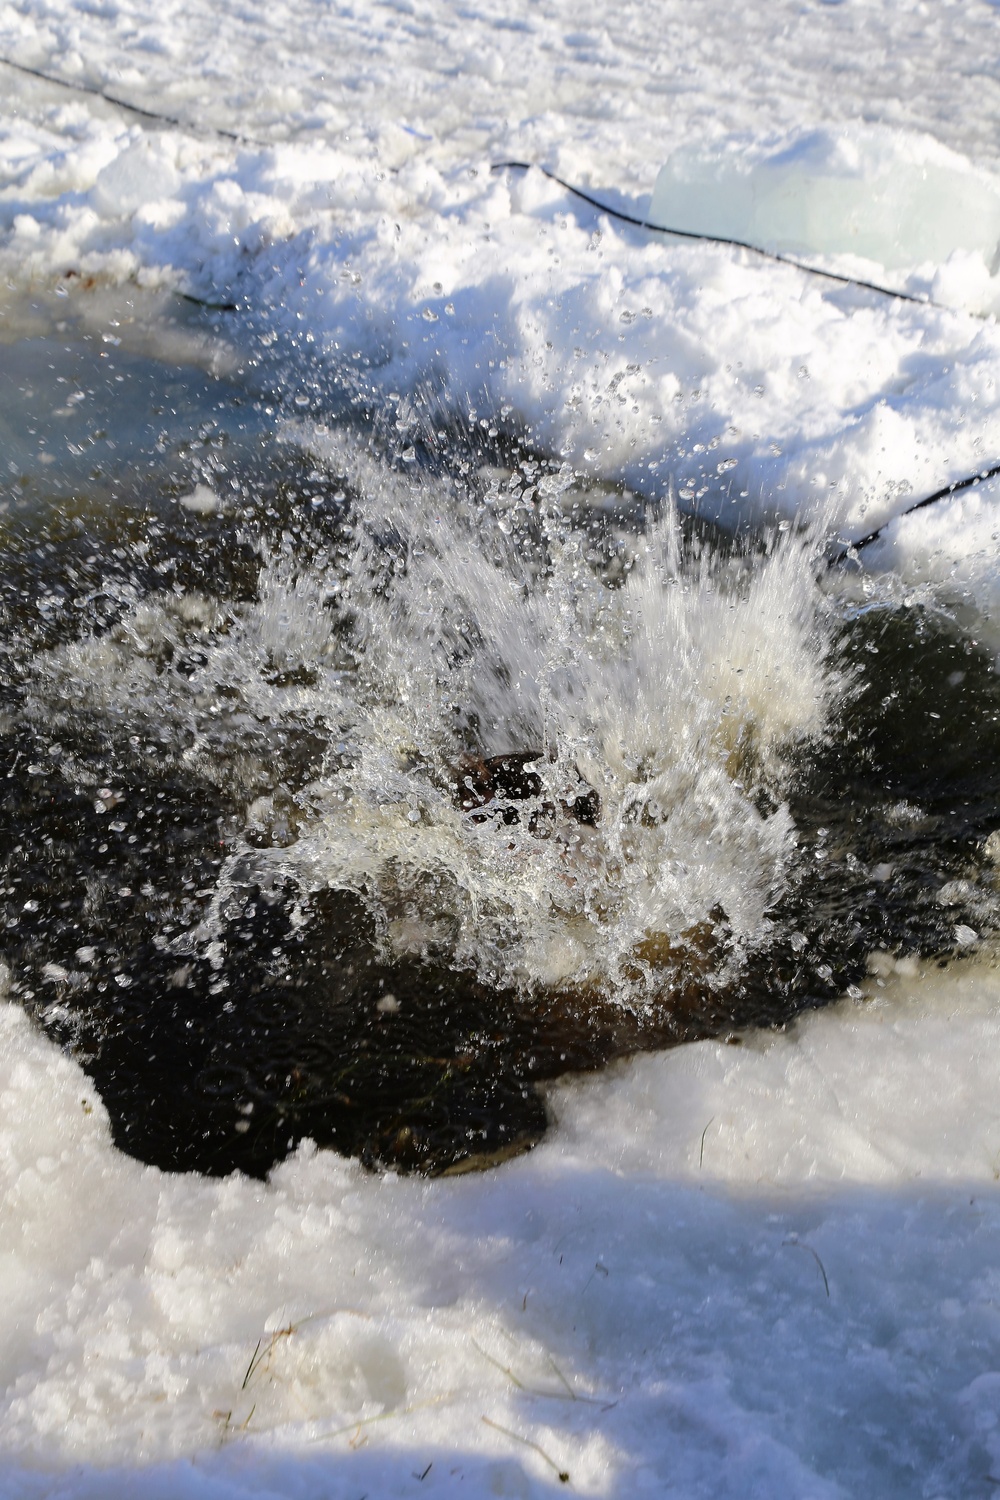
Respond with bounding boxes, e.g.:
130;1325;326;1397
3;957;1000;1497
4;47;1000;563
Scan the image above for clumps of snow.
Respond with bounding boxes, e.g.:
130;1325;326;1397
549;954;1000;1186
92;139;182;218
177;482;219;514
4;92;1000;558
3;956;1000;1496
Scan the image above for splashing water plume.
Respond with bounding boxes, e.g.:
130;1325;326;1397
9;363;1000;1175
274;441;841;1002
38;429;839;1011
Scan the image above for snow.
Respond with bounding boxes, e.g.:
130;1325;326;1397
4;0;1000;1493
3;4;1000;561
4;956;1000;1498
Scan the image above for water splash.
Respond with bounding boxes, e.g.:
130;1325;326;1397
31;429;840;1006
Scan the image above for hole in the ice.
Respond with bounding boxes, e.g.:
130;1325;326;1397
2;291;999;1179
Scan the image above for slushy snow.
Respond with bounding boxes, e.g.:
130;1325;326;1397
4;0;1000;1494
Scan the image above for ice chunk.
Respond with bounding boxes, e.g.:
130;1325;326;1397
649;126;1000;275
177;483;220;515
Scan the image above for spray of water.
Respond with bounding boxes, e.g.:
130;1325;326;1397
28;428;840;1009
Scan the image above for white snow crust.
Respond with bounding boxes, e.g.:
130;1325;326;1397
4;956;1000;1500
4;0;1000;1493
2;0;1000;572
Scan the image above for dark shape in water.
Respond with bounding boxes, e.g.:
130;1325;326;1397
456;750;601;830
4;592;999;1179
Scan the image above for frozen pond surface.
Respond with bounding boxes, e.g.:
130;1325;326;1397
3;0;1000;1495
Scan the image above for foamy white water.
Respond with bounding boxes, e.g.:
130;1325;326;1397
24;427;837;999
3;0;1000;1494
203;442;835;992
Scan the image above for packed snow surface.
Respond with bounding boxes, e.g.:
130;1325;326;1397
4;0;1000;1494
5;956;1000;1500
2;0;1000;579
